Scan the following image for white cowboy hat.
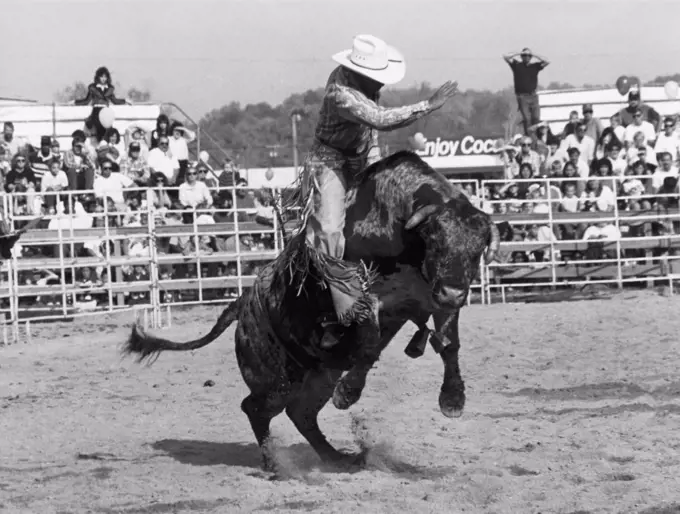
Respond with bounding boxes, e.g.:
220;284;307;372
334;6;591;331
332;35;406;85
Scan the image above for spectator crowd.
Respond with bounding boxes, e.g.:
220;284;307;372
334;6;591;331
1;105;278;310
479;88;680;265
2;60;679;309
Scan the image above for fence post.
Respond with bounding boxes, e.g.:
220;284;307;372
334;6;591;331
480;179;491;304
612;176;623;290
57;212;68;317
232;185;244;297
546;178;557;291
102;189;114;312
146;190;161;328
6;199;19;344
196;125;201;159
192;205;204;305
52;102;57;139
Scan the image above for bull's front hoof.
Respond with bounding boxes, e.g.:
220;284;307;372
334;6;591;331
439;391;465;418
440;406;464;419
332;379;362;410
322;450;366;472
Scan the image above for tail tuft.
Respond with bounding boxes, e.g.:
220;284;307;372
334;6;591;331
121;323;163;366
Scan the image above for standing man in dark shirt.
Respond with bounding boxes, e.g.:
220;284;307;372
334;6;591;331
617;91;661;130
503;47;550;135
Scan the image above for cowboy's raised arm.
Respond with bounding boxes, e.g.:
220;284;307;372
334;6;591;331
332;86;432;131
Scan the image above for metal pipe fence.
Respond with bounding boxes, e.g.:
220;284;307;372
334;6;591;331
1;176;678;340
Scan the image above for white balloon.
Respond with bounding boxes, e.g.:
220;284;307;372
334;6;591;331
198;151;210;163
664;80;679;100
413;132;427;151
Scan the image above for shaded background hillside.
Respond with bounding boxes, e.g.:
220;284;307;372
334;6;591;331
55;74;680;168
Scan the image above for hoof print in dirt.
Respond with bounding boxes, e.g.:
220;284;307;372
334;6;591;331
509;442;538;453
508;464;539;476
203;380;215;387
606;473;635;482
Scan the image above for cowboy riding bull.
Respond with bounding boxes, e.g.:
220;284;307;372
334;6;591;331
123;35;499;471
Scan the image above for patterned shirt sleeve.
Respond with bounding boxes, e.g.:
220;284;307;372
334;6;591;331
332;86;432;131
366;129;381;165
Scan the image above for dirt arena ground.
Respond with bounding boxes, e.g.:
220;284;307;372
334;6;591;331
1;291;680;514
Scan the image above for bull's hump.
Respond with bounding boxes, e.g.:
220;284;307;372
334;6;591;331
344;151;455;258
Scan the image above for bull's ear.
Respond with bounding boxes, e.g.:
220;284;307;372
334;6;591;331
405;205;441;230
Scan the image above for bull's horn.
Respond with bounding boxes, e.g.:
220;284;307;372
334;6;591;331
484;222;500;263
405;205;441;230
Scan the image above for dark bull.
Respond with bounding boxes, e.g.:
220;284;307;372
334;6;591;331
123;151;499;470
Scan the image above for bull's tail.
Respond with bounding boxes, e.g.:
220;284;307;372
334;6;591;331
122;297;242;365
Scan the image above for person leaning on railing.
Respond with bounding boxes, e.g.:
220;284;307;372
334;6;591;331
147;172;172;212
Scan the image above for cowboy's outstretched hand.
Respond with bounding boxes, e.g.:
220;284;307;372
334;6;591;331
428;81;459;110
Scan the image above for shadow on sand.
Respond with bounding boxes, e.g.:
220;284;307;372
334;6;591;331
149;438;456;480
149;439;268;469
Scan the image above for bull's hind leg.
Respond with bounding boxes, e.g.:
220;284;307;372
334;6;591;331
285;368;361;466
236;325;291;472
241;393;288;472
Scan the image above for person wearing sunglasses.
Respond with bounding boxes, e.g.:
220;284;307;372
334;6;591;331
148;172;171;211
655;117;680;166
623;108;657;148
515;136;542;175
616;91;661;130
4;153;36;194
147;136;179;186
178;164;213;214
93;160;134;211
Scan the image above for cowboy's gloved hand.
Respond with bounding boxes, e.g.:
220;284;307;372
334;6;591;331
428;81;459;111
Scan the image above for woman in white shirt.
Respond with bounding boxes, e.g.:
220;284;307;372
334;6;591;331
168;122;196;184
179;164;213;211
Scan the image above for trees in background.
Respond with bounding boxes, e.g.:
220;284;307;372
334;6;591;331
53;73;680;168
53;82;152;103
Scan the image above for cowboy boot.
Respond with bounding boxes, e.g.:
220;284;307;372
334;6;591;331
320;319;344;350
319;284;358;350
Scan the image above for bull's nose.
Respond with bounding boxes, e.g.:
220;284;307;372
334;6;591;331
434;284;467;307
